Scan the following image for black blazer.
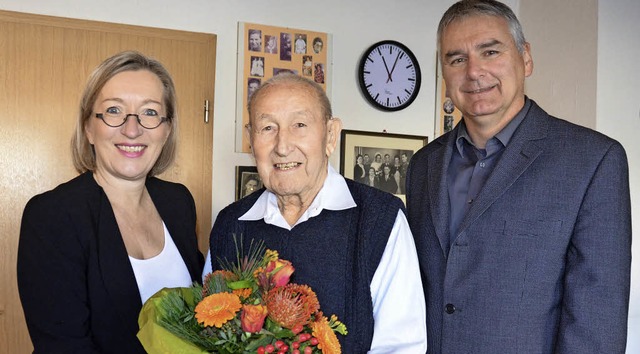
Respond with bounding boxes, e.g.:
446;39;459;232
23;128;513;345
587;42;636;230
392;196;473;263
18;172;204;354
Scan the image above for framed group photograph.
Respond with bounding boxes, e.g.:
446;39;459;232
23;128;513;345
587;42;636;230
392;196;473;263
235;166;264;201
339;130;428;201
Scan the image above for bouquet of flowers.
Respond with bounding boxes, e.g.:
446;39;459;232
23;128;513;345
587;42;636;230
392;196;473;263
137;239;347;354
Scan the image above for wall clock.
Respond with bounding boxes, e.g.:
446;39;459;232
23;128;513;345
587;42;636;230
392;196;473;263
358;40;421;111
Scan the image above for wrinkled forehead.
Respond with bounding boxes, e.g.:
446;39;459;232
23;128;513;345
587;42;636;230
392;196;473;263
251;83;321;119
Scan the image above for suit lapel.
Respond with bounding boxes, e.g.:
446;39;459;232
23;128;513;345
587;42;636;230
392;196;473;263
456;101;548;238
95;191;142;334
429;132;457;256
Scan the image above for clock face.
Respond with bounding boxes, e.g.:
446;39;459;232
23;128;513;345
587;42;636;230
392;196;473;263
358;40;421;111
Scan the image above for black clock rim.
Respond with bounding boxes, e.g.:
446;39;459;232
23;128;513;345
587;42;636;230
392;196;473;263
358;40;422;112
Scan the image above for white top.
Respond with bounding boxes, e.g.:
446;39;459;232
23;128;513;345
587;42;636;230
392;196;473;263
204;165;427;353
129;222;193;304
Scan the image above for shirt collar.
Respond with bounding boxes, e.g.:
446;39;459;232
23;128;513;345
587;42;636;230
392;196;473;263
238;164;356;230
455;97;531;156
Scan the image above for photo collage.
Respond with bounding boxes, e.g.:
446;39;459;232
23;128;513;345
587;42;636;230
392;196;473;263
238;22;329;152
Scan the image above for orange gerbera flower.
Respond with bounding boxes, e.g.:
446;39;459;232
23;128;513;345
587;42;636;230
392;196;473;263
194;292;242;328
310;315;342;354
265;284;320;329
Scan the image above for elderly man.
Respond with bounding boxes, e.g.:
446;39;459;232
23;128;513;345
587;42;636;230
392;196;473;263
406;0;631;353
205;73;426;353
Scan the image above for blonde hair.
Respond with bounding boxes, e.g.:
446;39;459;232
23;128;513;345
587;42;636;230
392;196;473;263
71;50;178;176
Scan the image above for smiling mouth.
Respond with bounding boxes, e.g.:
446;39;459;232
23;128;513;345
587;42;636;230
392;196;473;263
117;145;145;153
274;162;301;170
471;85;497;94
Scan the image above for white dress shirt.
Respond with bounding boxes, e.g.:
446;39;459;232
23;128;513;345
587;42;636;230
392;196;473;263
204;165;426;353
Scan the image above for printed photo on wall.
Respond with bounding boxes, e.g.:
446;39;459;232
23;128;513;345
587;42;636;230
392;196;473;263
340;130;428;203
235;166;264;201
435;53;462;137
235;22;331;153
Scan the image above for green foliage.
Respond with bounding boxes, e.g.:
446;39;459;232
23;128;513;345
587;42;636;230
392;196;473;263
156;288;253;352
202;272;229;295
217;235;267;281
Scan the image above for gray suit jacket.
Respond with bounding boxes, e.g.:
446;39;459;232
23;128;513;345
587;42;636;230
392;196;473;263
406;100;631;353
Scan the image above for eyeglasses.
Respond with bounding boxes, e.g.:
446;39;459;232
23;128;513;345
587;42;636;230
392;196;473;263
95;111;170;129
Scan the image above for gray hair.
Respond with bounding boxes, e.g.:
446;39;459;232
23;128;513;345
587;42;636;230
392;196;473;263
437;0;527;54
246;72;332;125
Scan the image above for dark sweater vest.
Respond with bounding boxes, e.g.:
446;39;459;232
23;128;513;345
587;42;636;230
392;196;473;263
209;179;404;353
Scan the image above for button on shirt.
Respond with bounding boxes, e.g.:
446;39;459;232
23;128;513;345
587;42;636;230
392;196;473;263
204;165;427;353
447;99;531;245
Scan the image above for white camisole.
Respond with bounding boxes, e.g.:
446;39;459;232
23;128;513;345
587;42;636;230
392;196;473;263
128;222;193;304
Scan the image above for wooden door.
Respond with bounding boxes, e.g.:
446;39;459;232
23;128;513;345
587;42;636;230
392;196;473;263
0;10;216;353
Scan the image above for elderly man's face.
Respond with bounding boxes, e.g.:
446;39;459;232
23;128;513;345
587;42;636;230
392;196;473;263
248;83;341;202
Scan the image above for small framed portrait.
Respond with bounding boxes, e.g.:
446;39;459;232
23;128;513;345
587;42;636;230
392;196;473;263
302;55;312;76
236;166;264;201
312;37;323;54
264;35;278;54
294;33;307;54
250;56;264;77
314;63;325;84
279;32;292;61
248;29;262;52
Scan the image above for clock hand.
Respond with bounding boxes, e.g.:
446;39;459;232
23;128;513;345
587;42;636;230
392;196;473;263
388;52;401;83
381;55;393;83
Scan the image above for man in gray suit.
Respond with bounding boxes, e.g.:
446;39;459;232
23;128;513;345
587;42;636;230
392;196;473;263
406;1;632;353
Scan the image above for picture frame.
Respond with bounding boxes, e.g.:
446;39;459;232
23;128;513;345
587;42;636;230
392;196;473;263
235;22;332;153
435;52;462;137
235;166;264;201
339;129;428;201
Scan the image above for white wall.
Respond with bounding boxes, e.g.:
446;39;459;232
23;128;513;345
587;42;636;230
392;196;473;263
0;0;517;224
0;0;458;220
2;0;637;350
519;0;598;130
597;1;640;351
